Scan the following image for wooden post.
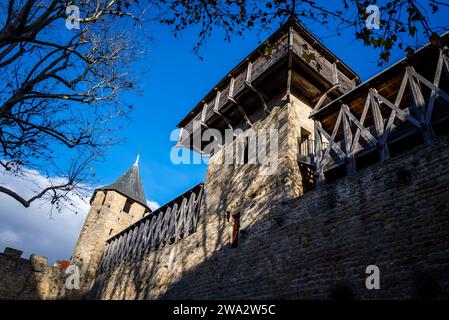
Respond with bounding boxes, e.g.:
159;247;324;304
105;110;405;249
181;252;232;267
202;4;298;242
314;120;325;184
213;90;221;111
369;89;388;160
245;60;252;82
341;105;356;174
406;66;433;142
332;61;339;85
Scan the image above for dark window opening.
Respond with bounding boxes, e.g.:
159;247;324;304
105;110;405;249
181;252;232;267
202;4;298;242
301;127;311;140
109;229;113;236
243;139;249;164
101;191;107;205
230;213;240;248
123;199;133;214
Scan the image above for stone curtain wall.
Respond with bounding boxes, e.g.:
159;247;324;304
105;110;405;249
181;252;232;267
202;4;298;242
71;190;147;295
0;248;64;299
90;131;449;299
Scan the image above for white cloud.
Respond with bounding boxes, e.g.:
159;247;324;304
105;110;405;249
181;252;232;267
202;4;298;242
0;230;21;246
0;169;161;264
0;169;89;263
146;199;160;211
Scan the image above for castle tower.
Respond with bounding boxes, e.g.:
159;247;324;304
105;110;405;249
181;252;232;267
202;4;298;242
71;156;151;292
176;17;359;217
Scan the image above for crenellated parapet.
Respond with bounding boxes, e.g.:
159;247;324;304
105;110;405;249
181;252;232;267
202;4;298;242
0;247;66;299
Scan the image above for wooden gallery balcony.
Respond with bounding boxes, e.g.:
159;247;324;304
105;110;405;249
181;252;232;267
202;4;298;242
97;183;204;273
176;18;359;153
305;35;449;183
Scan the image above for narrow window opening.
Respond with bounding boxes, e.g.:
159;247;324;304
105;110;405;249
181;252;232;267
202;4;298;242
243;138;249;164
101;191;107;206
123;199;133;214
299;128;312;156
109;229;113;236
230;213;240;248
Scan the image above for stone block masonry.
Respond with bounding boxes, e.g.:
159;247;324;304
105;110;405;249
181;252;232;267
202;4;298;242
0;247;65;299
89;101;449;299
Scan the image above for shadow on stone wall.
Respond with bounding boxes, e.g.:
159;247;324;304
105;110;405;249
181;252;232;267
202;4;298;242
0;247;65;299
90;135;449;300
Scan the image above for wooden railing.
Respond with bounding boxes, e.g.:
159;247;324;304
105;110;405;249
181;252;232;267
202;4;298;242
178;26;356;147
97;183;205;273
312;48;449;182
298;137;328;158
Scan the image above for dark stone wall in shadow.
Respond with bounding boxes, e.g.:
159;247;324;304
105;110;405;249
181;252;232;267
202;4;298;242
91;134;449;300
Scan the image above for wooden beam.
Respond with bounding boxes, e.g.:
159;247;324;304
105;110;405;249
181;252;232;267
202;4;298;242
332;61;339;85
342;104;377;148
228;77;235;99
201;102;208;123
371;90;421;128
312;83;340;114
342;105;356;174
425;49;444;124
244;81;270;114
213;90;221;111
245;60;252;82
314;120;325;183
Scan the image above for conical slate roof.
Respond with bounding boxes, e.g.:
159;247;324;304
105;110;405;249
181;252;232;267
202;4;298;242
97;156;148;208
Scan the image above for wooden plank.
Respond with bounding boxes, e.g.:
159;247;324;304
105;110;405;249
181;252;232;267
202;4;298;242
381;71;409;148
176;197;188;240
342;106;356;174
314;121;326;183
149;214;160;249
246;60;253;82
343;104;377;147
129;222;145;260
312;84;340;113
317;122;346;165
372;91;421;128
244;81;270;114
318;108;345;169
106;237;120;270
412;67;449;103
194;187;205;226
160;207;171;244
228;77;235;98
186;192;196;233
101;240;115;271
168;203;178;243
369;90;385;138
97;242;110;272
332;62;339;85
153;213;164;248
349;95;371;156
123;228;137;261
213;90;221;111
201;103;208;123
425;50;444;123
406;66;431;143
142;217;156;256
136;219;151;260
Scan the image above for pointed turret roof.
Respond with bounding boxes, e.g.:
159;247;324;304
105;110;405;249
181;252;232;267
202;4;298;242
96;155;149;209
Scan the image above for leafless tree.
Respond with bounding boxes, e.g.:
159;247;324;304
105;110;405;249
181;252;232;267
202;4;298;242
0;0;147;208
1;0;448;210
156;0;449;64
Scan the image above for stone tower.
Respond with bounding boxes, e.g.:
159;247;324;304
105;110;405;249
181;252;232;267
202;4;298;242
71;156;151;292
176;18;360;217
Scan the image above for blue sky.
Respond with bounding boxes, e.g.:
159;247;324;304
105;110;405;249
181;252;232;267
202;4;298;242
103;8;448;206
1;4;448;263
94;20;396;206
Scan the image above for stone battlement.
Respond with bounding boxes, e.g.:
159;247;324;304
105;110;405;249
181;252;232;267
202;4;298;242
0;247;65;299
